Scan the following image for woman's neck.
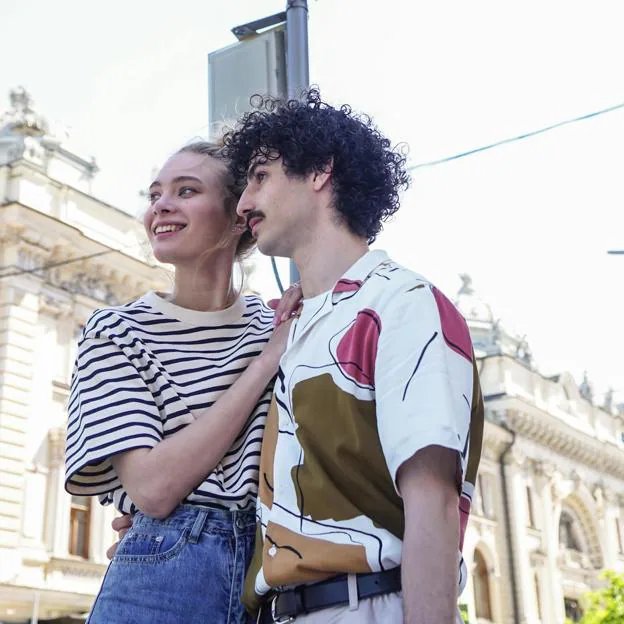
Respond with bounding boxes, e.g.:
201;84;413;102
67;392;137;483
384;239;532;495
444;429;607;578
170;256;238;312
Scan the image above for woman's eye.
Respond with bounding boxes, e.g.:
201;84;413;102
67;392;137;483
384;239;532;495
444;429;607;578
148;192;160;203
179;187;196;197
255;171;266;183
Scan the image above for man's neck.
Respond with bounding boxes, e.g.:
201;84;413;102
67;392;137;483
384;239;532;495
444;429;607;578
294;231;369;299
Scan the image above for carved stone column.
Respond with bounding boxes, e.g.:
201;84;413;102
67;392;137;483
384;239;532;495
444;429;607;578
46;427;70;557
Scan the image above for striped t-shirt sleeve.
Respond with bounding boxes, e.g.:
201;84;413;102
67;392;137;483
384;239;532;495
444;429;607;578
65;330;164;496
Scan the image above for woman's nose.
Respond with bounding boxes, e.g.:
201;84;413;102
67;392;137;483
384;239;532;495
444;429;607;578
152;195;174;214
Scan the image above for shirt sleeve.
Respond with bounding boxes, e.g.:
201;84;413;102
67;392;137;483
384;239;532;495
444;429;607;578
64;332;164;496
374;282;475;491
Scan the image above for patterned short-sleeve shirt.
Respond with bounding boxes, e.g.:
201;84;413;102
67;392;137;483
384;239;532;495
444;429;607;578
243;250;484;611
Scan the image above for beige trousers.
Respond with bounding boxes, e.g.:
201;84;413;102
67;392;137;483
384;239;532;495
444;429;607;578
292;591;403;623
290;591;464;623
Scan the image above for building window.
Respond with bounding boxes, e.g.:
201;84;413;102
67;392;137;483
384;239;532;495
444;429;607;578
473;549;493;621
477;473;495;519
526;486;537;528
69;495;91;558
564;597;582;622
559;510;582;552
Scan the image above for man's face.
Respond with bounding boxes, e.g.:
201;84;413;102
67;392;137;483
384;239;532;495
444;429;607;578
237;156;315;258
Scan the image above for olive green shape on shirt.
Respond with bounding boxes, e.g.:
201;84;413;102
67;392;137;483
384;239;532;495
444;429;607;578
290;373;404;539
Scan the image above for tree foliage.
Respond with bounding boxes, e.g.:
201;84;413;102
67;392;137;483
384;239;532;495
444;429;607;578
576;570;624;624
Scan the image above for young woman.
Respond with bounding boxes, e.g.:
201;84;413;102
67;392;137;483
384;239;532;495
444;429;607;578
64;142;298;624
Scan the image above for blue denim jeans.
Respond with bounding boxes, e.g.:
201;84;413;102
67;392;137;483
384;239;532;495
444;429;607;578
87;504;255;624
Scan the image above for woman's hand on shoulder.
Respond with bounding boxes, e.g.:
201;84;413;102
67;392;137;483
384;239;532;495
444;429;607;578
268;282;303;327
259;283;302;370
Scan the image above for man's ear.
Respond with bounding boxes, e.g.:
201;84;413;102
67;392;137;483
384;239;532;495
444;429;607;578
311;160;333;191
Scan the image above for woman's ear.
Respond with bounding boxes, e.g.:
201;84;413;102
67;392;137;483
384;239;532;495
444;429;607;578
231;215;247;233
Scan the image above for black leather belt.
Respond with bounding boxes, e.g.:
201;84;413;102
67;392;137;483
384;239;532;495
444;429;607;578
257;567;401;623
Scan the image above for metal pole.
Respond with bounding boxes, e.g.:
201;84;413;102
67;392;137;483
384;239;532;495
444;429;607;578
31;590;40;624
286;0;310;100
285;0;309;284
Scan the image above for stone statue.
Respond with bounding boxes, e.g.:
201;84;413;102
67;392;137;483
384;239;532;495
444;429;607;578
578;371;593;403
0;87;48;136
458;273;474;296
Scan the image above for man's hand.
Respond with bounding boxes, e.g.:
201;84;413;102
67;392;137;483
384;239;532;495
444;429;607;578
106;514;133;560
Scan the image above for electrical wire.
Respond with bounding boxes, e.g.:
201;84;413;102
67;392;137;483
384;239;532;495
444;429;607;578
0;249;115;280
408;101;624;171
271;256;285;294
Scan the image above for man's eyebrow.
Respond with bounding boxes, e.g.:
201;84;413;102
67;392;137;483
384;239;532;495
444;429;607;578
148;175;203;191
246;162;259;182
246;156;270;181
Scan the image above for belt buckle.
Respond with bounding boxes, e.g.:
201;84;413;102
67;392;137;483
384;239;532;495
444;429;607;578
271;593;295;623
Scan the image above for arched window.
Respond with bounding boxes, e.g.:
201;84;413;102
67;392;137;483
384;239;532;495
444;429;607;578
559;510;582;552
473;549;493;620
69;495;91;558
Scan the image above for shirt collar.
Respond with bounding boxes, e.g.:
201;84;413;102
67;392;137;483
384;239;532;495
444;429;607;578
331;249;390;304
290;250;391;346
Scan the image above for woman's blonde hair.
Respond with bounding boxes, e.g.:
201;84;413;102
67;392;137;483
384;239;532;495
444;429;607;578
176;141;255;260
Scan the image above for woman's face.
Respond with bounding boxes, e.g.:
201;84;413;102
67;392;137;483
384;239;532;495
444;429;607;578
143;152;240;267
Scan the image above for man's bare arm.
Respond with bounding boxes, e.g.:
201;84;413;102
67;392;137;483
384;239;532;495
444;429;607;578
397;445;460;624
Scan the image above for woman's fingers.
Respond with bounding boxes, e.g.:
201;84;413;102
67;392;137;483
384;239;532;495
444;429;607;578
272;283;303;326
107;514;133;559
106;541;120;560
112;514;133;532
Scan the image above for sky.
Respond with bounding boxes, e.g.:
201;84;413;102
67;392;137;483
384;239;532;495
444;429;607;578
1;0;623;405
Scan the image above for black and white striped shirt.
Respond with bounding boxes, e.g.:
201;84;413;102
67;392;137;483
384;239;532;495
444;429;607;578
65;291;273;514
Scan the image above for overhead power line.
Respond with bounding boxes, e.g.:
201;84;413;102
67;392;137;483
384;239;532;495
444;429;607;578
0;245;144;281
409;100;624;171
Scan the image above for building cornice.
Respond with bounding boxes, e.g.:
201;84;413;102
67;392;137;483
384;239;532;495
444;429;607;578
2;159;130;219
1;202;168;306
487;398;624;479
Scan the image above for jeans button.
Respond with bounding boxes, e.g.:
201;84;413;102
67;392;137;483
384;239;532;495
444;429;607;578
235;517;245;529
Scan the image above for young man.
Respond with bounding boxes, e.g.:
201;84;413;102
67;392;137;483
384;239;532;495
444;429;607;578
224;88;484;624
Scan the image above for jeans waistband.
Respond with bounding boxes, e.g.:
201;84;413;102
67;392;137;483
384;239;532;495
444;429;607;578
132;503;256;538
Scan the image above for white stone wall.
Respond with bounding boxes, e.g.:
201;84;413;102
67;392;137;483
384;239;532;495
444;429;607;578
0;154;169;622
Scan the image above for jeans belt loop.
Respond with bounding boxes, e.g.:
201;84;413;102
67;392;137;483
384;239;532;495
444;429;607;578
188;509;209;544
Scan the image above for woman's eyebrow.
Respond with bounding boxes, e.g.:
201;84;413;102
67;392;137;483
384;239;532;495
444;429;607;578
149;175;203;191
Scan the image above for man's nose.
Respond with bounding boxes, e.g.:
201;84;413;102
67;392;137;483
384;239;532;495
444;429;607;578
236;187;253;217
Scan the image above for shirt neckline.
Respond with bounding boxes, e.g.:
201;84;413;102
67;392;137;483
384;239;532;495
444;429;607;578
141;291;247;325
292;250;390;340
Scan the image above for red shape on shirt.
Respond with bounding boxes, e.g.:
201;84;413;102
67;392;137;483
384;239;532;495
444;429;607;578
431;286;472;363
459;494;471;549
336;309;381;386
333;279;363;295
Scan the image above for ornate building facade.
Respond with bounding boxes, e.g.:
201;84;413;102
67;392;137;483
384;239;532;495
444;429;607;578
0;88;168;622
455;275;624;623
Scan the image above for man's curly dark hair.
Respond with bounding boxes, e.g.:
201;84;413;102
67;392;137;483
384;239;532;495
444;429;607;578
223;88;410;243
